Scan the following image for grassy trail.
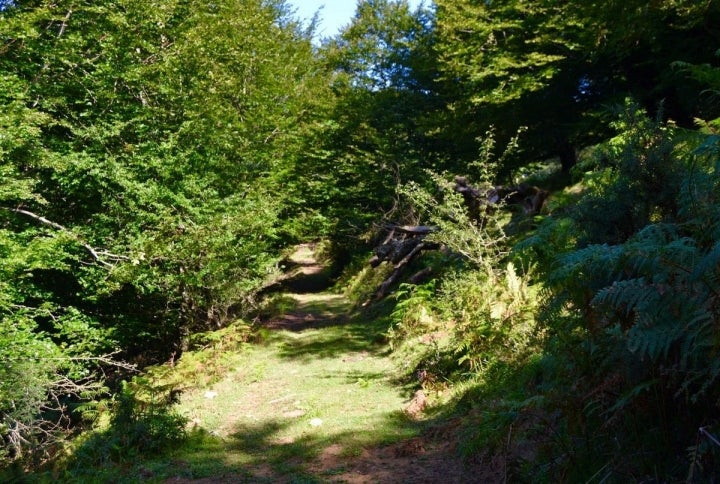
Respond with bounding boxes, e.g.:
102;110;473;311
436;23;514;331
146;246;471;483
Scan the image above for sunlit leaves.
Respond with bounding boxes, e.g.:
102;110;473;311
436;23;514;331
0;0;332;465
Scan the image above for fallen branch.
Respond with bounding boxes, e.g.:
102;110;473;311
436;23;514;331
368;223;442;299
382;224;439;235
375;241;437;300
453;177;549;217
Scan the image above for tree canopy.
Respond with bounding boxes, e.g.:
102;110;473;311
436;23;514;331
0;0;332;463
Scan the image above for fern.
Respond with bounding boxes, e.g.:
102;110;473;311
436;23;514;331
691;240;720;282
521;105;720;479
592;278;650;319
626;320;684;362
604;378;659;417
550;244;624;286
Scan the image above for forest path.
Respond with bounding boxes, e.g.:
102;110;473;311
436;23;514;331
164;245;473;483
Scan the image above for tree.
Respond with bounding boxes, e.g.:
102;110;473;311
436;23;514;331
299;0;441;260
430;0;720;175
0;0;330;466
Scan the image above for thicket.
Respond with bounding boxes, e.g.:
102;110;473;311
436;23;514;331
520;105;720;480
327;2;720;480
369;103;720;481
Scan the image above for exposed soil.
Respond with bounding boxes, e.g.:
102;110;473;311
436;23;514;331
264;293;350;331
275;243;335;294
167;437;479;484
306;437;478;484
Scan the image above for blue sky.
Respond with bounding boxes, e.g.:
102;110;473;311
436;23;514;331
289;0;424;40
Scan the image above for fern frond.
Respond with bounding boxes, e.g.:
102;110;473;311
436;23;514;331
592;278;649;317
679;311;715;368
691;240;720;282
626;321;684;361
549;244;623;287
633;223;679;244
604;378;659;417
662;237;700;266
693;361;720;403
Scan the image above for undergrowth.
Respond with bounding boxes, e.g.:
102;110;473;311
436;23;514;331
363;132;549;479
360;104;720;481
55;382;188;482
24;321;255;483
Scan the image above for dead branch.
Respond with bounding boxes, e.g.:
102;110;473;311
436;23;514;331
375;241;432;300
454;177;548;217
369;223;441;299
57;10;72;37
4;207;129;268
1;351;135;464
408;267;434;285
382;223;439;235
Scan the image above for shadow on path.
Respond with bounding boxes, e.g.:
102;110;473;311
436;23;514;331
160;244;482;483
167;412;477;484
50;245;484;484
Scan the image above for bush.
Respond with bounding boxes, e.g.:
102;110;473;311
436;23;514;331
65;380;187;476
387;138;541;389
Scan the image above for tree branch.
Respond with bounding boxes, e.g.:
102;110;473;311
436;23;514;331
57;10;72;37
4;207;129;268
374;241;432;300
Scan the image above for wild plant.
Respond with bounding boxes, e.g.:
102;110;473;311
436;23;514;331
520;102;720;480
389;129;540;392
64;379;187;475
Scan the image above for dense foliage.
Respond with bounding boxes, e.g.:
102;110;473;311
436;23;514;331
2;0;720;481
518;105;720;479
328;1;720;481
431;0;720;174
0;0;330;466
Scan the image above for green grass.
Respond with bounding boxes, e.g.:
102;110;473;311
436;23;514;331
51;292;422;483
167;310;418;479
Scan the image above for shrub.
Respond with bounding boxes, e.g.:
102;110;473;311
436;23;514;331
65;380;187;476
519;102;720;480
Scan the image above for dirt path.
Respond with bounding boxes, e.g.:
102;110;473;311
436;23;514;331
164;245;477;483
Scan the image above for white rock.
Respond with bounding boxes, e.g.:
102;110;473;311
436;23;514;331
309;418;323;427
204;390;218;399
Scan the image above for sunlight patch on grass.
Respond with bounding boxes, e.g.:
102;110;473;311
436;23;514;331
131;291;421;481
50;289;427;483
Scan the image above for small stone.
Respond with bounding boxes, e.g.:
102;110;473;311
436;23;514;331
204;390;218;399
309;418;323;427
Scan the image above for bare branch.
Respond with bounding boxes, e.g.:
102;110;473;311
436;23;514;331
382;223;439;235
3;207;129;268
9;207;66;231
3;352;138;373
57;10;72;37
375;241;434;300
700;426;720;448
